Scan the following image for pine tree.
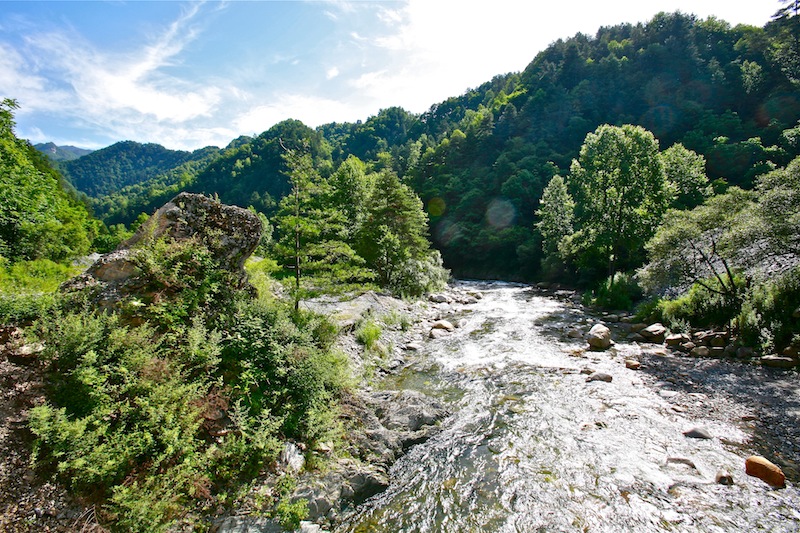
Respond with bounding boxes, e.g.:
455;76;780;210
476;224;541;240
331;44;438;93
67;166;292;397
273;144;371;310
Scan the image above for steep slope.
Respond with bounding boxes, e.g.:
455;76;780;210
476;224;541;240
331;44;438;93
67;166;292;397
59;140;208;197
34;142;93;162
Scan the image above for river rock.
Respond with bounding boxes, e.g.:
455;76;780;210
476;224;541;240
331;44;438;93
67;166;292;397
624;359;641;370
428;293;449;303
716;470;734;485
567;328;583;339
60;193;262;310
665;333;689;347
429;328;448;339
586;324;612;350
683;427;713;439
690;346;710;358
640;323;668;343
586;372;613;383
760;355;797;368
745;455;786;487
431;319;455;332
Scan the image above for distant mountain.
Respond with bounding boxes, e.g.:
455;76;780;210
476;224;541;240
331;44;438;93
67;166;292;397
34;142;93;162
59;140;215;197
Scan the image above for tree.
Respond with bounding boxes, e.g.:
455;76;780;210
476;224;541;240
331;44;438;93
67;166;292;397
357;170;436;291
0;98;94;262
660;143;712;210
535;175;574;256
639;188;755;306
754;155;800;256
273;145;371;310
567;124;671;286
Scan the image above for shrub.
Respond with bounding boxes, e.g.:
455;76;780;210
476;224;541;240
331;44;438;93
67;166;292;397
739;266;800;352
587;272;643;310
389;251;449;297
355;319;382;349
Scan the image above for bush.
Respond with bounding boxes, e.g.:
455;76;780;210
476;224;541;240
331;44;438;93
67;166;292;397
739;266;800;352
586;272;643;310
389;251;449;297
640;274;747;331
27;238;350;530
355;319;382;349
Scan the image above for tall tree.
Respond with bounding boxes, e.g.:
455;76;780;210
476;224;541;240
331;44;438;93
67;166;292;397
535;175;574;257
660;143;712;210
357;170;432;289
273;144;371;310
567;124;671;285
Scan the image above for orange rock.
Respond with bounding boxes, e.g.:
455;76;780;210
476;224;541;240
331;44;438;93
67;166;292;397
745;456;786;488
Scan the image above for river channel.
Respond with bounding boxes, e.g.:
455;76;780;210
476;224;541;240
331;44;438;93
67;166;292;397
337;281;800;532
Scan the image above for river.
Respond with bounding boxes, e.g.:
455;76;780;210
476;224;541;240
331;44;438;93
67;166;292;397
336;281;800;532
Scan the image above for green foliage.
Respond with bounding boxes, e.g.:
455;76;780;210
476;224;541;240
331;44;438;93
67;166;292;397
59;140;203;198
355;319;382;350
274;146;374;309
661;143;712;209
26;237;349;530
129;237;240;329
0;257;79;293
0;99;95;263
648;275;747;330
587;272;643;310
567;124;671;284
535;175;574;257
739;266;800;352
639;188;756;297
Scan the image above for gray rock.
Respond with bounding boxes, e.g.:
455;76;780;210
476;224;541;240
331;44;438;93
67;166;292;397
586;324;612;350
61;193;262;310
586;372;613;383
640;323;668;343
683;427;713;439
279;442;305;473
716;470;734;485
665;333;689;347
760;355;798;368
431;319;455;332
690;346;710;358
428;293;449;303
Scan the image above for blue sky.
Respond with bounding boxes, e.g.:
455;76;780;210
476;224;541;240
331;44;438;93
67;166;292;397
1;1;777;151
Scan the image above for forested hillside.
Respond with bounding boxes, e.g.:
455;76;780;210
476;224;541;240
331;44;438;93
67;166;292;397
59;140;216;198
34;142;93;162
78;12;799;284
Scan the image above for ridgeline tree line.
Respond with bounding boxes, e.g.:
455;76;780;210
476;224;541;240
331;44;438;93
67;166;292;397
0;6;799;530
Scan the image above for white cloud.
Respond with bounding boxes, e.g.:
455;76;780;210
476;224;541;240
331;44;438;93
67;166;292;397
326;66;340;80
234;94;367;135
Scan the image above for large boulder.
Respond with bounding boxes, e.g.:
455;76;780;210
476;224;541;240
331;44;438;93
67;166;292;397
586;324;612;350
61;193;262;310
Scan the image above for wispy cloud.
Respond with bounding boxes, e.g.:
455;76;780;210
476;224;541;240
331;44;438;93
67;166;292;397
4;2;230;148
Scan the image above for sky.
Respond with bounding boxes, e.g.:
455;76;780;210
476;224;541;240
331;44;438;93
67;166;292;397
0;1;778;151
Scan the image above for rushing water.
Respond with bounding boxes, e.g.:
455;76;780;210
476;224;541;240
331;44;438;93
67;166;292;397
337;282;800;532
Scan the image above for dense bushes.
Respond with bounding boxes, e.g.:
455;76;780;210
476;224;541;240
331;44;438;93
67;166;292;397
739;267;800;353
26;238;350;530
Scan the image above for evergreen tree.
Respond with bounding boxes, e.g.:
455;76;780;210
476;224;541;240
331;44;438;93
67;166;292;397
273;145;371;310
357;170;433;290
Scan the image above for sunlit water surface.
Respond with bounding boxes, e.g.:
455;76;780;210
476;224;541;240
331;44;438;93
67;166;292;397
337;282;800;533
